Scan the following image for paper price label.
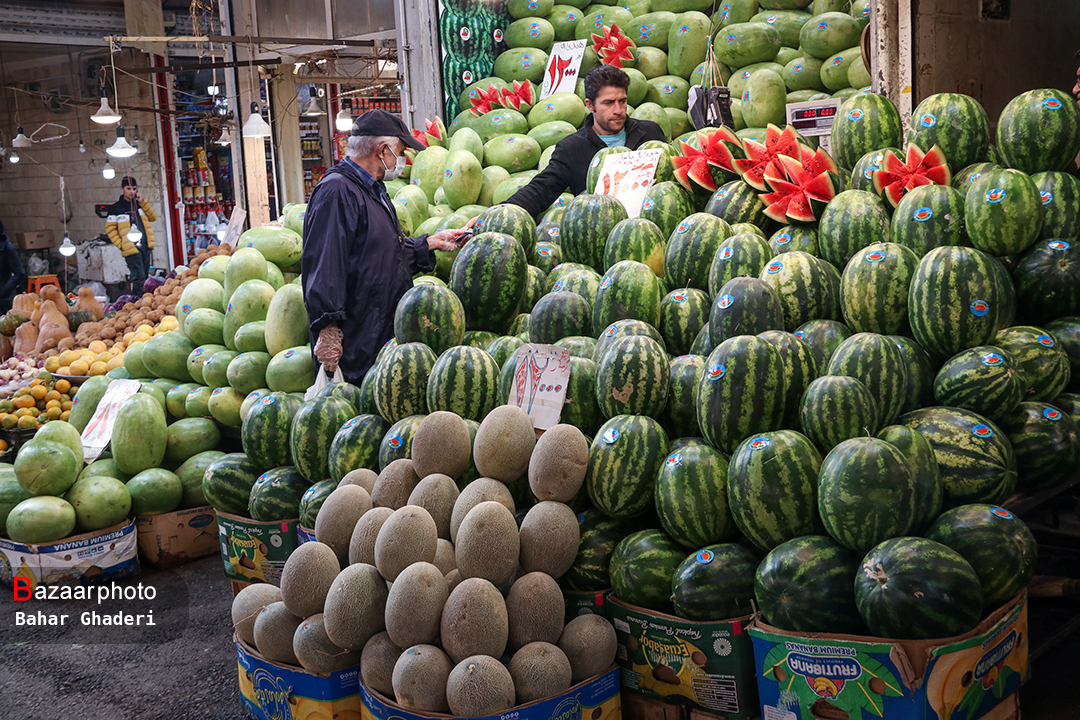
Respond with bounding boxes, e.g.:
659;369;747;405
507;344;572;430
540;40;588;100
80;379;143;463
592;148;664;218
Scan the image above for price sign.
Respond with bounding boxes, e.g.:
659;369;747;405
80;379;142;463
507;344;572;430
220;207;248;248
540;40;587;100
592;148;663;218
785;98;842;153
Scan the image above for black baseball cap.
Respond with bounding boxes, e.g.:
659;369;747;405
120;176;138;188
351;109;425;151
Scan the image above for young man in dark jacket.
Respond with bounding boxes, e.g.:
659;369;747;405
0;221;27;314
505;64;668;219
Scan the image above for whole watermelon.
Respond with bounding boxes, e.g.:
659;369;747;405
996;88;1080;175
671;543;759;621
609;528;685;613
449;232;529;331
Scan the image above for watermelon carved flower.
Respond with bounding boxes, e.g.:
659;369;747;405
411;117;447;148
498;80;535;112
872;143;952;207
732;124;803;191
591;24;637;68
671;127;744;196
761;145;839;225
469;84;504;115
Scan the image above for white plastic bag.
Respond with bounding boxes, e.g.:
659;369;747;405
304;363;344;401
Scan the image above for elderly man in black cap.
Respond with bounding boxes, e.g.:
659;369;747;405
301;109;469;383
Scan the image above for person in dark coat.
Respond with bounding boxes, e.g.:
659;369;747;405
0;221;27;315
504;64;668;219
302;110;469;384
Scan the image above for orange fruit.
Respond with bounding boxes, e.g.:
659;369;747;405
0;439;7;453
44;356;61;372
1;414;17;429
45;406;62;421
29;378;43;388
89;361;108;376
44;390;61;402
0;400;13;414
56;366;72;376
54;379;71;394
17;415;37;429
45;400;61;411
60;410;70;421
69;360;90;376
61;401;73;412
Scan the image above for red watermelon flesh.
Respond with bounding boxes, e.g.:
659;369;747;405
672;128;743;196
499;81;534;111
762;147;838;224
732;124;802;192
469;84;503;115
872;144;952;207
592;24;637;68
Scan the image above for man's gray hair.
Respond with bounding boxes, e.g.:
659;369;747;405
347;134;398;160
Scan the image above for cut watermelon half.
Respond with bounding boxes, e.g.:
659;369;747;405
872;143;952;207
469;84;504;115
420;117;446;147
591;23;637;68
761;146;838;224
671;128;744;196
499;80;534;112
732;124;803;191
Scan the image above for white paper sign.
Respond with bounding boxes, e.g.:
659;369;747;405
221;207;248;248
592;148;664;218
507;344;572;431
540;40;588;100
79;379;142;463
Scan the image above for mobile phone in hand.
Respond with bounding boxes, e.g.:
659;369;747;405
455;228;474;247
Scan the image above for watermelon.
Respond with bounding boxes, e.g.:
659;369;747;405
1032;171;1080;241
518;265;547;312
890;184;968;257
664;213;733;292
529;291;593;343
290;397;357;484
317;381;364;409
609;528;686;613
603;218;666;276
708;232;774;297
849;147;900;193
794;319;852;371
554;335;597;359
593;260;665;331
965;168;1043;257
854;537;983;639
1054;392;1080;426
840;243;919;336
327;414;389;481
248;466;308;522
1046;318;1080;392
394;284;466;355
640;181;697;239
874;424;943;533
767;225;818;256
379;414;425;471
754;535;864;633
698;336;786;454
907;93;991;172
298;479;336;528
825;332;909;427
817;437;916;552
709;277;785;348
995;88;1080;175
705;180;769;228
830;92;903;172
595;335;670;419
661;355;704;439
241;392;302;471
891;335;938;413
671;544;759;621
371;342;436;424
908;246;1013;359
872;143;953;209
426;345;500;422
560;194;628;273
547;264;602;304
659;288;709;357
932;346;1026;421
952;161;999;197
655;444;735;548
585;146;631;194
997;401;1080;490
485;335;523;368
690;325;712;356
757;330;818;430
461;330;499;348
727;430;823;552
533;241;562;273
729;222;766;238
758;251;838;331
586;415;669;519
202;453;262;517
474;203;537;257
995;326;1072;402
899;407;1017;508
560;509;636;591
713;21;782;68
1013;239;1080;326
562;356;603;437
799;375;879;451
593;319;665;362
925;504;1038;611
449;232;529;331
355;367;379;415
817;189;891;270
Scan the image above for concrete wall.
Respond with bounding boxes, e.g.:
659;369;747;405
0;48;170;268
914;0;1079;123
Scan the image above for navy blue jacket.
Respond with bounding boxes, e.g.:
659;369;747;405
301;158;436;384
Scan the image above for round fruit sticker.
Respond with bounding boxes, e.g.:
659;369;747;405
969;173;981;184
190;387;201;394
725;34;736;44
568;12;578;22
749;437;770;450
792;64;803;74
972;424;994;438
696;549;714;564
528;1;537;9
741;71;751;80
776;232;791;245
970;299;990;317
643;198;655;210
602;428;620;444
595;16;604;28
920;113;937;128
343;417;358;429
529;23;540;37
521;55;531;69
862;5;870;16
832;56;844;66
506;137;515;144
387;434;403;449
459;27;471;40
865;250;886;263
490;114;502;125
537;247;552;256
991;508;1014;519
545;102;554;112
666;452;682;466
604;326;618;337
677;221;689;234
794;330;805;339
640;30;649;42
766;260;784;274
985;188;1006;204
719;247;734;260
192;348;204;356
552;279;565;291
493;29;503;42
181;304;192;313
548;227;560;238
1043;98;1063;110
1037;334;1055;347
554;198;564;206
718;293;734;309
981;352;1004;366
443;170;451;179
284;349;295;358
912;206;934;222
708;364;726;381
1044;407;1063;421
742;90;750;103
590;157;600;167
599;276;612;289
672;291;688;303
817;21;828;30
1041;191;1054;205
212;387;222;395
678;25;689;34
662;85;673;94
1048;240;1069;251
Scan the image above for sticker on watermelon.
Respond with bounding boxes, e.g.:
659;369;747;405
972;424;994;438
602;428;620;444
981;352;1004;367
1037;334;1055;347
970;299;990;317
1044;407;1063;421
666;452;683;467
387;434;403;449
865;250;886;263
696;548;714;564
707;364;726;381
718;293;734;308
1048;240;1069;250
748;436;770;450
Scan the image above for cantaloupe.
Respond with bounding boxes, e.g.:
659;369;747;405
518;501;580;578
340;467;377;493
322;562;388;651
252;601;303;664
446;655;516;716
232;583;281;647
314;485;372;561
455;501;519;586
411;411;472;479
506;572;565;650
279;541;340;619
392;644;454;712
509;642;573;703
361;632;402;696
384;561;448;648
371;459;421;509
374;505;438;581
293;613;359;673
472;405;536;482
440;577;509;664
349;506;394;565
558;614;617;683
407;473;459;540
434;538;457;575
450;478;515;543
528;424;588;501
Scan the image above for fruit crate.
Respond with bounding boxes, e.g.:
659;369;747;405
0;426;37;456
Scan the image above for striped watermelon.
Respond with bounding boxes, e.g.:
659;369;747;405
547;264;602;305
356;367;379;415
474;203;537;257
875;424;943;533
554;335;597;359
767;225;818;256
893;188;969;265
995;88;1080;175
485;335;523;368
462;330;499;348
290;397;357;483
662;355;704;439
795;319;852;371
394;284;466;355
659;288;709;357
727;430;823;552
698;336;786;454
690;325;712;356
379;414;425;471
898;407;1017;508
933;346;1026;421
640;181;697;239
826;332;910;427
664;213;733;292
426;345;500;422
328;414;390;481
202;453;262;517
830;93;903;172
533;241;562;273
758;330;818;430
298;479;336;528
248;466;308;522
593;319;665;362
907;93;991;171
952;161;999;198
1014;239;1080;326
671;543;759;621
586;415;669;519
530;291;593;343
603;218;666;276
849;147;900;193
840;242;919;336
925;504;1038;611
371;342;436;424
758;251;839;331
988;252;1018;329
449;232;529;331
997;401;1080;490
705;179;769;228
1046;318;1080;392
754;535;865;634
908;246;1013;359
560;194;629;273
560;509;636;591
609;528;686;613
1032;171;1080;241
799;375;879;451
518;265;547;313
241;392;303;471
854;537;983;639
1055;392;1080;426
708;232;774;298
890;335;938;413
593;260;665;331
817;437;916;552
586;146;631;194
995;326;1072;402
709;277;785;348
562;356;602;437
317;381;364;410
817;189;891;270
595;335;670;420
655;444;735;548
965;169;1043;256
730;222;766;238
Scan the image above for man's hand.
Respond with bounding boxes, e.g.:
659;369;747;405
314;324;343;372
135;190;143;203
427;228;469;252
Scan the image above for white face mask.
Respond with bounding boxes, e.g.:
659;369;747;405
380;145;407;181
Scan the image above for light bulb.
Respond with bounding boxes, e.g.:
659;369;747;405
59;233;76;256
242;102;272;138
102;160;115;179
91;91;122;125
79;140;87;153
127;226;143;243
335;101;354;132
12;127;31;148
207;85;220;96
216;227;227;241
8;150;19;164
106;125;137;158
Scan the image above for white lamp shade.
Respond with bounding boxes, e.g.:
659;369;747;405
335;106;354;132
8;151;19;164
126;227;143;242
12;127;31;148
106;126;137;158
242;103;272;138
91;95;122;125
59;235;76;256
302;97;327;117
102;161;116;179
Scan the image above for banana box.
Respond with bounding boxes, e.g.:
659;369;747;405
607;595;758;719
749;591;1028;720
136;506;218;568
236;635;361;720
0;520;139;591
359;665;621;720
297;526;316;545
216;510;299;585
564;589;610;623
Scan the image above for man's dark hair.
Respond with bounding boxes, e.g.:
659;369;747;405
584;65;630;103
120;176;138;188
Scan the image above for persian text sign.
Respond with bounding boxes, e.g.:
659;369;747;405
80;379;142;463
507;344;572;430
592;148;663;218
540;40;588;99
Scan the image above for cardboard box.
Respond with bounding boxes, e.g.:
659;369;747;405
297;526;315;545
0;520;138;590
565;588;610;622
608;596;758;719
135;506;218;568
236;635;361;720
749;591;1028;720
14;230;55;250
360;665;622;720
216;510;299;585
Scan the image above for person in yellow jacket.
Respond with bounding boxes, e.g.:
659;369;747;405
105;176;156;294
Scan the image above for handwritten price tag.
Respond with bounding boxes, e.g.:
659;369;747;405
507;344;572;430
540;40;588;100
592;148;664;218
80;379;142;463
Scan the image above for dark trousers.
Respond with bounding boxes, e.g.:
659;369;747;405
125;244;151;294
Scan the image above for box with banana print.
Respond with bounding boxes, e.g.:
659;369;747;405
216;510;299;585
236;635;361;720
749;591;1028;720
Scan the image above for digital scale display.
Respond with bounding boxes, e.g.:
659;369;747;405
785;99;844;137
